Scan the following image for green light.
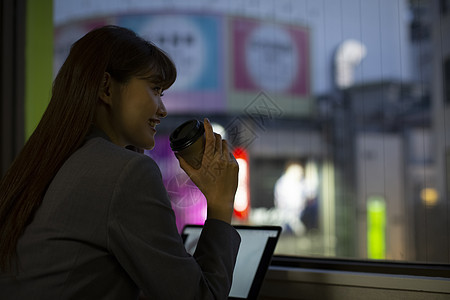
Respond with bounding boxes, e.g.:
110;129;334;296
26;0;53;139
367;195;386;259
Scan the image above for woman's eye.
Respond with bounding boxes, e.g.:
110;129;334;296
153;87;164;96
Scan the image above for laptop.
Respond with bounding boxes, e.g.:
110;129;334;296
181;224;282;300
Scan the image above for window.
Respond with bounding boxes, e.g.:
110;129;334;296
445;56;450;104
441;0;450;15
52;0;449;265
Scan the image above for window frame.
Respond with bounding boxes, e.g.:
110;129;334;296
270;255;450;278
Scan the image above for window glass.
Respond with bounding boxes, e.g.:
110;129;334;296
53;0;449;264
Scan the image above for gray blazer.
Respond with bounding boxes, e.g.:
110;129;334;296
0;130;241;299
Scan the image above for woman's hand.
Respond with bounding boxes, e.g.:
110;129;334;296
176;118;239;223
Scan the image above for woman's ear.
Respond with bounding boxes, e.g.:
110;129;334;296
99;72;113;105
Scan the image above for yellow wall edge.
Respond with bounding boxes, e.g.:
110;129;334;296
25;0;53;138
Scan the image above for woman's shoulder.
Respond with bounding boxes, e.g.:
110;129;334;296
82;128;151;161
87;137;157;166
62;135;160;181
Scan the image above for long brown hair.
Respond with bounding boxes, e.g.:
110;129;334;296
0;25;176;271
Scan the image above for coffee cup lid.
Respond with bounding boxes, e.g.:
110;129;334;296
169;119;205;151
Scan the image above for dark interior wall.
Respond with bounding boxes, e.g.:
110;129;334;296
1;0;25;176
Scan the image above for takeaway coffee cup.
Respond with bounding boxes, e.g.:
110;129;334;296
170;119;205;169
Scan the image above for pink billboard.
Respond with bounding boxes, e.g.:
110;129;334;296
232;17;310;96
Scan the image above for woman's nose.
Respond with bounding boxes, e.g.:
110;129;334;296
157;99;167;118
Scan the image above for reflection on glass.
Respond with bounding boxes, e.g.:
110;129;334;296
53;0;449;264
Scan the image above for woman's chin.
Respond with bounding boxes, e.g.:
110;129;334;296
142;140;155;151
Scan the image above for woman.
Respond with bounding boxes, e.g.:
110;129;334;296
0;25;240;299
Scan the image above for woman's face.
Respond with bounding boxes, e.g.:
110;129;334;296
107;76;167;150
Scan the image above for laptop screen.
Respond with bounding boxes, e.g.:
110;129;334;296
182;225;281;300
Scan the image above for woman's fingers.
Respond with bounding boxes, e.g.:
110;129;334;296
214;133;222;156
202;118;224;164
221;139;234;162
198;118;237;173
203;118;215;158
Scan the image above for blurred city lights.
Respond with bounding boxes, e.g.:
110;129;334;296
233;148;250;219
420;188;439;207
